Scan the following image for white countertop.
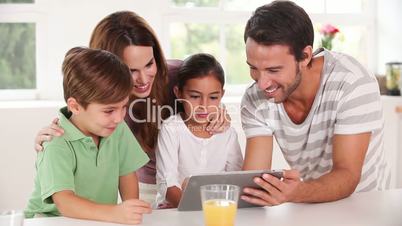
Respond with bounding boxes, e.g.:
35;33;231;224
24;189;402;226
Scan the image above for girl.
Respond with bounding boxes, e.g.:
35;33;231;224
155;53;243;207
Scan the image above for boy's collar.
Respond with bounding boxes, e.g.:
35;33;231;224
58;106;87;141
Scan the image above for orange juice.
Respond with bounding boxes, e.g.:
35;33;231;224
202;199;237;226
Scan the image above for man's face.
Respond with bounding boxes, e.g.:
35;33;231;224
246;38;301;103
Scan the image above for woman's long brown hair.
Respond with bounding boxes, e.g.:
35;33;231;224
89;11;170;151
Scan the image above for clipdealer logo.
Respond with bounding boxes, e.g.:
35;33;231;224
126;98;241;129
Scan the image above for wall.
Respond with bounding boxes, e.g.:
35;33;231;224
377;0;402;74
381;97;402;188
0;102;62;212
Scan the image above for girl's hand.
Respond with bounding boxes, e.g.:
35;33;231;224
181;177;189;190
34;118;64;152
206;107;231;135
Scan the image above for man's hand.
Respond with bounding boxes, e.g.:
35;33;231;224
241;170;301;206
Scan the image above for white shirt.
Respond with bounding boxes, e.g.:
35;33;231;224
155;114;243;203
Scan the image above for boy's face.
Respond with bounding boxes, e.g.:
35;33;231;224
175;74;224;125
69;97;129;138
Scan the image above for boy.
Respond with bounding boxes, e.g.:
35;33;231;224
25;47;151;224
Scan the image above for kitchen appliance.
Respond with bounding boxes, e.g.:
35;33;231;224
386;62;402;96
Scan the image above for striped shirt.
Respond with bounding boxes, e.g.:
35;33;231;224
241;48;390;192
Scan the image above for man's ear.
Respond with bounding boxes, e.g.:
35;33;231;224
301;45;313;68
66;97;81;115
173;86;181;99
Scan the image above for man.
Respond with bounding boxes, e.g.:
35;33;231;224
240;0;390;206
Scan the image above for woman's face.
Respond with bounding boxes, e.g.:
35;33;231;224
122;45;158;98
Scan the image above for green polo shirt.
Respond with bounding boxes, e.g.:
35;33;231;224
24;107;149;218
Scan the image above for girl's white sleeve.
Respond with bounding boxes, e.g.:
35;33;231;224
155;123;180;204
225;128;244;171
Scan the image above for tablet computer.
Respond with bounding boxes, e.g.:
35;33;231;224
177;169;283;211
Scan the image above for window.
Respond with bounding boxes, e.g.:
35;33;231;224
169;23;250;85
163;0;376;95
0;23;36;89
0;0;41;100
0;0;377;100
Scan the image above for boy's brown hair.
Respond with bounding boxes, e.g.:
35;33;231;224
62;47;133;108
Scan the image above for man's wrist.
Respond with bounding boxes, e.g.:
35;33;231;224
289;179;305;203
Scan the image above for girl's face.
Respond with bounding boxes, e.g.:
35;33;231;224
175;74;224;125
122;45;158;98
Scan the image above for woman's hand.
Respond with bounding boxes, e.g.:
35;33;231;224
34;118;64;152
206;106;231;135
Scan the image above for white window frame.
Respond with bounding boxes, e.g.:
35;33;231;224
0;0;377;100
0;0;47;100
161;0;377;97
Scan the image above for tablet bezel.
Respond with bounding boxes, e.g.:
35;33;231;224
177;169;283;211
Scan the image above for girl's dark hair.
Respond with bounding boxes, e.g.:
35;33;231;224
244;0;314;65
177;53;225;91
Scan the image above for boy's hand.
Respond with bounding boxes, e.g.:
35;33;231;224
113;199;152;225
34;118;64;152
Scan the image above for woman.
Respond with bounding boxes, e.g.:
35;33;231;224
34;11;230;204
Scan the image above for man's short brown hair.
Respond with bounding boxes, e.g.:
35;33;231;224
244;1;314;64
62;47;133;108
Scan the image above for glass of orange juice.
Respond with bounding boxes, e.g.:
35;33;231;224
200;184;240;226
